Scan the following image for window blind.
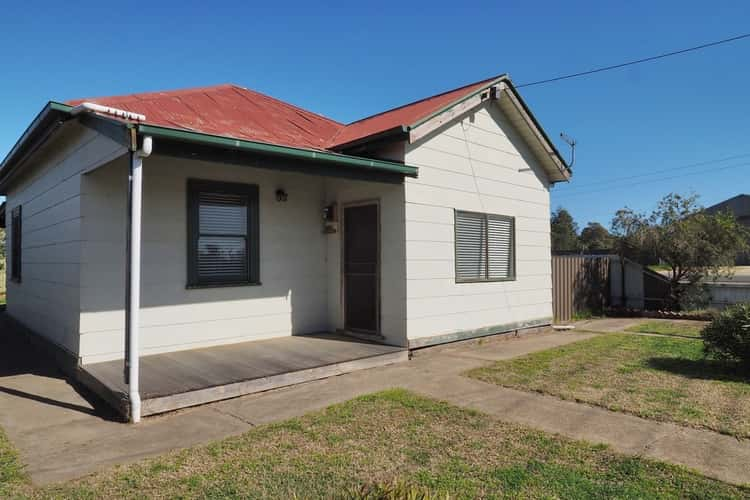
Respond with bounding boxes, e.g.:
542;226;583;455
455;210;515;282
455;211;487;281
198;193;249;281
188;181;259;286
487;215;514;280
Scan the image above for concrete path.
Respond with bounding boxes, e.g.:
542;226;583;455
1;326;749;487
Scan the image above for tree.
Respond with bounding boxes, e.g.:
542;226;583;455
611;193;749;309
551;207;580;252
580;222;614;252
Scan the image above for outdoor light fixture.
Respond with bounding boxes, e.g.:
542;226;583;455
323;203;338;234
275;189;288;202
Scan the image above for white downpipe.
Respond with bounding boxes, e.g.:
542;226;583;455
129;136;152;423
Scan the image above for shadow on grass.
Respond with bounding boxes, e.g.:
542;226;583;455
646;357;749;384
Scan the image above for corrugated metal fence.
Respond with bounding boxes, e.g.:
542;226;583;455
552;255;611;322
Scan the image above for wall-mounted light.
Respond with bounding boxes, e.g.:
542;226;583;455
323;204;336;222
275;189;288;202
323;203;338;234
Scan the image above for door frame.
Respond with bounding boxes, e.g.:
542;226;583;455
341;199;381;336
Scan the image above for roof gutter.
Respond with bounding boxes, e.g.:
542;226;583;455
136;124;419;177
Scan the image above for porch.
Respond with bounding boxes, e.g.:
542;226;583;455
80;333;408;419
75;123;412;422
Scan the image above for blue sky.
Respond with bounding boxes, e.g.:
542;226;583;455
1;1;748;229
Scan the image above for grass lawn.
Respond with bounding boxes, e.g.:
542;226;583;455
0;427;25;498
468;334;750;438
626;320;704;338
647;264;672;273
2;390;747;498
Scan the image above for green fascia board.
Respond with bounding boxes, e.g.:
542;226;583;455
49;101;74;113
137;124;418;177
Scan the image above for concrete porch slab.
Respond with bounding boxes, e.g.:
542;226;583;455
81;334;407;418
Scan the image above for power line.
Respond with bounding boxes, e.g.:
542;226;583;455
561;152;750;192
517;33;750;88
555;161;750;199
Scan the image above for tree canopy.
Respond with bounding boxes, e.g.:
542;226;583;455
551;207;580;252
611;193;749;308
580;222;614;252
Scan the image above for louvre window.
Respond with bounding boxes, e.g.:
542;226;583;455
188;180;259;287
455;210;515;282
10;206;21;283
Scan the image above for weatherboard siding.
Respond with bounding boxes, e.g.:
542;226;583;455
77;155;407;363
79;156;331;363
404;102;553;342
5;123;126;356
324;177;407;347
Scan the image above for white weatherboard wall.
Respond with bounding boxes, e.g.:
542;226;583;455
79;156;330;363
324;177;407;347
404;101;553;343
5;123;126;356
78;155;407;363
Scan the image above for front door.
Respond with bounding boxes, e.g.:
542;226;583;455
343;203;379;334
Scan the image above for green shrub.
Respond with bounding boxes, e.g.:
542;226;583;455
678;283;711;311
701;303;750;367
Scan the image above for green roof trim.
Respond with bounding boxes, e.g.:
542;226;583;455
136;124;418;177
49;102;74;113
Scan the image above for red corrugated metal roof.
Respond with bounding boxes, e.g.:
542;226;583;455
67;84;344;151
328;75;502;148
65;76;504;152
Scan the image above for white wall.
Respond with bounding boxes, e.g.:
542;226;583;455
404;102;553;342
79;155;336;363
78;155;407;363
323;177;407;347
5;122;125;356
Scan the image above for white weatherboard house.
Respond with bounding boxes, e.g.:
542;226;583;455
0;75;570;422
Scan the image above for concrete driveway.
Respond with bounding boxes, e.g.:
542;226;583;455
1;316;748;487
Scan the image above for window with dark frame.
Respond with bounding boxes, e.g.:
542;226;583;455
455;210;515;282
10;206;22;283
187;180;259;287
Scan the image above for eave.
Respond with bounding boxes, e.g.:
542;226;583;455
334;75;572;184
136;124;418;177
406;77;571;183
0;102;72;192
0;103;419;193
494;81;572;183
